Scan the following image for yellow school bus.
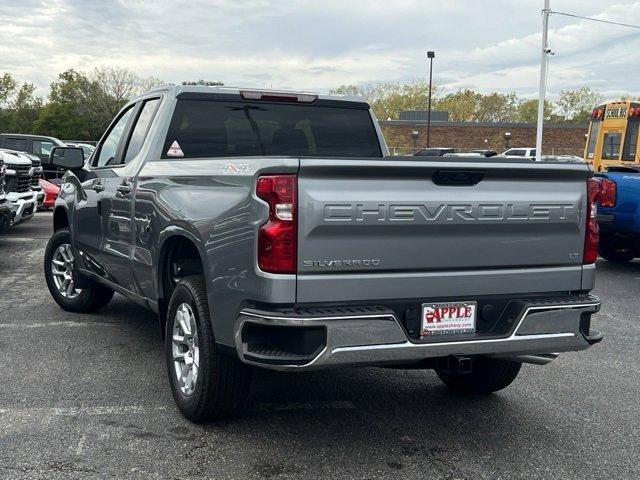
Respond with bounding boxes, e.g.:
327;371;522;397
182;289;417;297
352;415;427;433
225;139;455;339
585;100;640;171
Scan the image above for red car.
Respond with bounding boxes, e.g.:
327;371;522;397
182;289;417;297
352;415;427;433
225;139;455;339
39;179;60;210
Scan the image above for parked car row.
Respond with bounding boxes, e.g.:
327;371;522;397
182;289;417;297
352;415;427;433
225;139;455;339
0;146;60;233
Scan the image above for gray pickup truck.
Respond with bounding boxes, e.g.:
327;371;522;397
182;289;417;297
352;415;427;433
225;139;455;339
44;86;602;422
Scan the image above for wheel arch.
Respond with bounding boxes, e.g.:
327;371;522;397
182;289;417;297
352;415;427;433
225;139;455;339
156;230;207;335
53;206;69;231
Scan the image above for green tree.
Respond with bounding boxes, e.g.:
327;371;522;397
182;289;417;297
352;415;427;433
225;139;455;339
34;69;107;139
329;84;372;98
555;86;602;124
0;73;18;107
516;98;555;123
434;89;478;121
474;92;519;122
10;82;42;133
371;81;440;120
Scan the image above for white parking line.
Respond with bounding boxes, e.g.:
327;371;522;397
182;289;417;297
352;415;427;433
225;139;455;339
0;405;169;417
0;401;355;418
0;320;119;328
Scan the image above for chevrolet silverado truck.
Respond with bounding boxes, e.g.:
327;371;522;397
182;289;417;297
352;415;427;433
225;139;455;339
0;156;15;233
0;148;36;225
595;165;640;262
44;86;603;422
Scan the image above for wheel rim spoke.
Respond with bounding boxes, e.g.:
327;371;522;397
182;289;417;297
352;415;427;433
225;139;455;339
51;244;82;299
172;302;199;396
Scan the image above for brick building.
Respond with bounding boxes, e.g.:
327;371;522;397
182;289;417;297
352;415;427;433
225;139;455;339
378;120;588;156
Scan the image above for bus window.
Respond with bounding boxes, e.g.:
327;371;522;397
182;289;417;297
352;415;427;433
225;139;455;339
602;132;622;160
622;122;639;161
586;121;600;159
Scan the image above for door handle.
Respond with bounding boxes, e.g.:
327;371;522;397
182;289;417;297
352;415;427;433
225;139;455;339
116;182;132;196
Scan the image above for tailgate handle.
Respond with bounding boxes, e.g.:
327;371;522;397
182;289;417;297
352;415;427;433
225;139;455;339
433;170;484;186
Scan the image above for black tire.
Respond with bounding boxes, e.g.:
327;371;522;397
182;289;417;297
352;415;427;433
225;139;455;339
44;228;114;312
165;276;252;422
435;357;521;394
598;234;636;263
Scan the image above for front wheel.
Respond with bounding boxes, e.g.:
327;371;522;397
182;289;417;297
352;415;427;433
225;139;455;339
44;228;114;312
165;276;252;422
435;357;521;394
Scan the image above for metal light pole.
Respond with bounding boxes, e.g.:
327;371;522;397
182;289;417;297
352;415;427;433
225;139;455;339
535;0;551;162
504;132;512;150
426;51;435;148
411;130;419;153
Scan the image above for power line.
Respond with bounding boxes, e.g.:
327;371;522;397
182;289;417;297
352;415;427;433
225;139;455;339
551;10;640;30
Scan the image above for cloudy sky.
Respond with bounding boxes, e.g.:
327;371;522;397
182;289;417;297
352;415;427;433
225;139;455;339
1;0;639;99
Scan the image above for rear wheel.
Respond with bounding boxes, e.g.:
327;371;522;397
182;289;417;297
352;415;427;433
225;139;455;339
165;276;252;422
44;228;114;312
435;357;521;394
598;234;636;263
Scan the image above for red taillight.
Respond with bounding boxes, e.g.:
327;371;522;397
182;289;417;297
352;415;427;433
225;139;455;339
583;178;600;264
599;178;616;208
256;175;297;274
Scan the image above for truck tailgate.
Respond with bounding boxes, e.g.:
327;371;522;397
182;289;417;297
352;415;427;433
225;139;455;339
296;158;590;303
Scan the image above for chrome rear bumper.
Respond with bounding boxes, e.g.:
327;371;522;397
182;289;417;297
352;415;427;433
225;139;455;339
234;296;601;371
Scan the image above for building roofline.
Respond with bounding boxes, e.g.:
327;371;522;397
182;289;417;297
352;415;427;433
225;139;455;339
377;120;588;129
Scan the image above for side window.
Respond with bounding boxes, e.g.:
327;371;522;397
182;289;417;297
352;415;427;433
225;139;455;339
5;138;27;151
33;140;55;156
123;98;160;164
93;106;135;168
622;122;639;161
586;121;600;159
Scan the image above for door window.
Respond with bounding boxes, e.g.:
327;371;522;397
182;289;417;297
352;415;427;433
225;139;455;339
622;122;639;161
602;132;622;160
33;140;55;156
4;138;27;151
123;98;160;164
93;106;135;168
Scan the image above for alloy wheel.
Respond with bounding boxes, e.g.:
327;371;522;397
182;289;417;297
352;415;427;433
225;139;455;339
172;303;200;396
51;243;82;299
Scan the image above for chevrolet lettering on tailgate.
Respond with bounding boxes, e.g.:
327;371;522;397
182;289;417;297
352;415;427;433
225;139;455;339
323;202;577;223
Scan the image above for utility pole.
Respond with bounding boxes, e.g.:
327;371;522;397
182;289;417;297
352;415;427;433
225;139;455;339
426;51;435;148
535;0;551;162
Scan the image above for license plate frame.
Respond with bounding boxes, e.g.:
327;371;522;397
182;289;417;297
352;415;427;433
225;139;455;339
420;301;477;337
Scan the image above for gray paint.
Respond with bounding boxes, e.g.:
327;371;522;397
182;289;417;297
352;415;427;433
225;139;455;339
54;84;599;365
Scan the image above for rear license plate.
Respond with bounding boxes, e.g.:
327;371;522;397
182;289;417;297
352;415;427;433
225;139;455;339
421;301;477;337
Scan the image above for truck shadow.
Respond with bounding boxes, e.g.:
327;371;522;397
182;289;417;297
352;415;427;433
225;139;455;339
596;257;640;273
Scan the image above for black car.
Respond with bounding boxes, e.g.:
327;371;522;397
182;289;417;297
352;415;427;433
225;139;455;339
0;133;67;180
413;147;455;156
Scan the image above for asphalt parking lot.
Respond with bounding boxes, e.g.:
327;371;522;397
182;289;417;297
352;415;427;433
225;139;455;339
1;212;638;479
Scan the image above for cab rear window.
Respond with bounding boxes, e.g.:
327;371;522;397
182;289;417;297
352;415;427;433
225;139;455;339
162;99;382;159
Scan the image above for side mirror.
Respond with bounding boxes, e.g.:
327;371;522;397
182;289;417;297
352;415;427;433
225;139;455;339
49;146;85;170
